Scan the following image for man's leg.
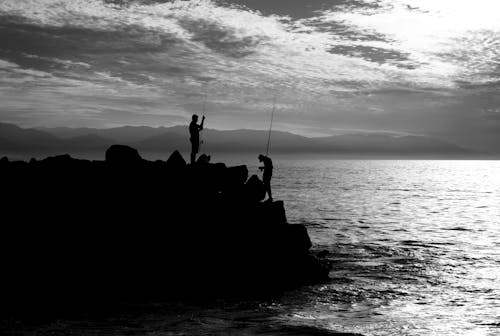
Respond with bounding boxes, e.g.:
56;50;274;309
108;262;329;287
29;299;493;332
267;182;273;202
264;177;273;202
190;140;198;164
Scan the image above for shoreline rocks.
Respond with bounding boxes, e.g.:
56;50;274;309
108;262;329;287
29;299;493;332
1;145;330;315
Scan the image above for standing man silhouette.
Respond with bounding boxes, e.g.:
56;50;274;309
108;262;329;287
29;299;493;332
189;114;205;164
258;154;273;202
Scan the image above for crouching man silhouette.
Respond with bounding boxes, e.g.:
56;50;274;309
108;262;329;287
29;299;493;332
258;154;273;202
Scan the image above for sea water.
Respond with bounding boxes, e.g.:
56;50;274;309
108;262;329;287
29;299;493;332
270;159;500;336
5;159;500;336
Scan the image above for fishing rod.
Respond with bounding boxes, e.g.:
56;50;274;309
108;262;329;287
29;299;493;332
265;95;277;156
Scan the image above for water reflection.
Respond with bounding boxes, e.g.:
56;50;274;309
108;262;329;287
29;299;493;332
275;160;500;336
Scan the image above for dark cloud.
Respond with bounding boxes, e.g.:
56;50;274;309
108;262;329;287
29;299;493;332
0;15;179;66
220;0;330;18
367;87;440;96
220;0;383;19
0;17;179;56
179;18;266;58
404;5;429;14
455;80;500;90
0;13;209;85
328;45;418;69
301;17;391;43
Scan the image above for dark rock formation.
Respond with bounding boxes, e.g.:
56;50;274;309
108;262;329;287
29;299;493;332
105;144;142;166
225;165;248;187
245;174;266;202
1;146;330;316
166;150;186;168
196;153;211;165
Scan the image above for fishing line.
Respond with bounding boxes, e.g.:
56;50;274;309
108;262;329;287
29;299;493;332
266;95;277;156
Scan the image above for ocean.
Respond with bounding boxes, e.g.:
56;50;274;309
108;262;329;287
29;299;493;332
4;157;500;336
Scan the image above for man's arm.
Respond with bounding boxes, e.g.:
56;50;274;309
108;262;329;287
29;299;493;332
199;116;205;130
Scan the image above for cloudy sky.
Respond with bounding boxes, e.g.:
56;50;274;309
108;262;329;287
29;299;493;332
1;0;499;152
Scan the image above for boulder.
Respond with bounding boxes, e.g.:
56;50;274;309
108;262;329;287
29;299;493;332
218;165;249;197
261;200;288;225
166;150;186;169
245;174;266;202
41;154;73;166
211;162;226;170
226;165;248;186
105;145;142;166
204;162;227;192
284;224;312;254
196;154;211;165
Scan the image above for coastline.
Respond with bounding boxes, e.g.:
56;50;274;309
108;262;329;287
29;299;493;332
1;145;330;317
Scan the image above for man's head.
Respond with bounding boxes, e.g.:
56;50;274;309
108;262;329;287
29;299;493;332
258;154;265;162
192;114;199;122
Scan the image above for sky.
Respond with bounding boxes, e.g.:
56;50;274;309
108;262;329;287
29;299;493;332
1;0;499;152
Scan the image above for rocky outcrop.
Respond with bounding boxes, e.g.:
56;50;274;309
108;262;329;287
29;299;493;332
166;149;186;169
1;146;330;314
245;174;266;202
105;144;143;166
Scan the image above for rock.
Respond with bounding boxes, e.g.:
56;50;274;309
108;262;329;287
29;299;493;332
9;160;28;169
211;162;226;170
166;150;186;169
1;144;330;314
196;154;211;165
204;162;227;192
41;154;73;165
284;224;312;254
217;165;248;197
245;174;266;202
105;145;142;166
293;254;330;284
226;165;248;185
264;200;288;224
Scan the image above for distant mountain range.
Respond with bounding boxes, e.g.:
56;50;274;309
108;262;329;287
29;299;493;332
0;122;476;157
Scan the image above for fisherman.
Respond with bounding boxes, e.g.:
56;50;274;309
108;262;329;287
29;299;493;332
189;114;205;164
258;154;273;202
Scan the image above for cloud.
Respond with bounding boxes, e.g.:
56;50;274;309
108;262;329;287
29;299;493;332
223;0;385;19
328;45;416;69
0;0;500;152
179;18;266;58
322;0;500;84
0;0;415;95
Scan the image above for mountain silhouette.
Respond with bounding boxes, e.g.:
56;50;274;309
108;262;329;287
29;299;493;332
38;125;171;143
0;122;474;156
0;122;63;149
